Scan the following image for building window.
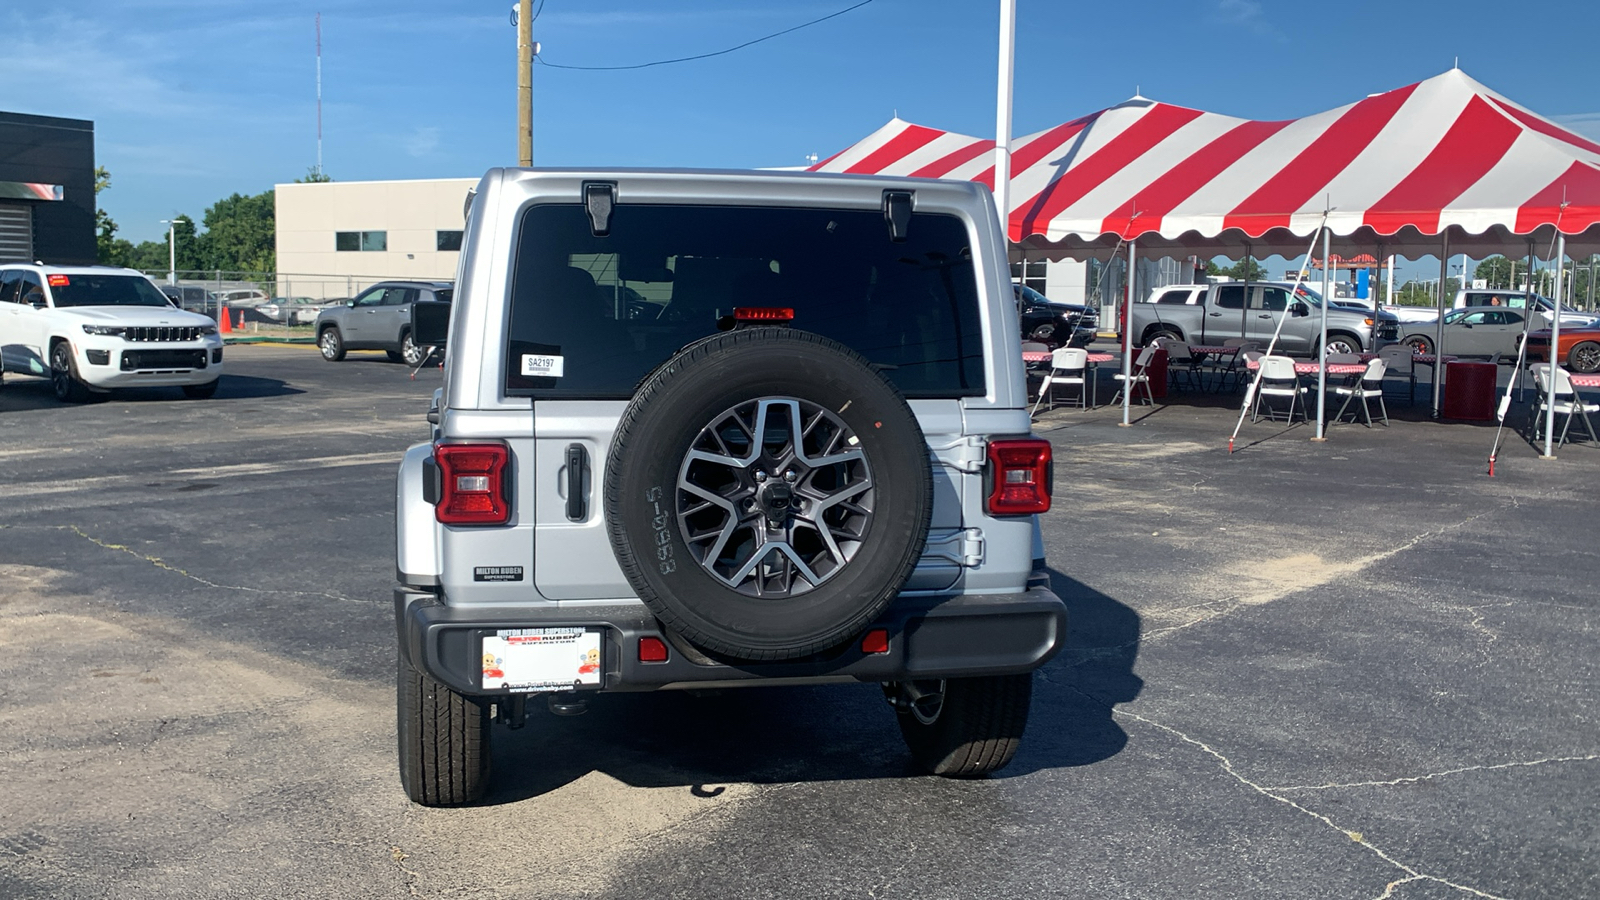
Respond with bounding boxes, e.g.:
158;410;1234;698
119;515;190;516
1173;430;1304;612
336;231;387;252
436;230;464;252
1010;260;1047;293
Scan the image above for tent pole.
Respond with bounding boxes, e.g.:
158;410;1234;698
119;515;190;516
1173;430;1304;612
993;0;1015;239
1386;251;1395;309
1122;239;1137;426
1315;225;1330;439
1242;242;1252;353
1431;233;1449;417
1544;233;1566;458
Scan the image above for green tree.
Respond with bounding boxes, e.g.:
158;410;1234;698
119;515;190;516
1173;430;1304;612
94;166;137;266
195;190;275;273
1473;256;1514;288
1223;257;1266;281
294;167;333;183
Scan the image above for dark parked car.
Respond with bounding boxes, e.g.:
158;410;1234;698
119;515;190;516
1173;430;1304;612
314;281;453;365
159;284;217;314
1014;283;1097;348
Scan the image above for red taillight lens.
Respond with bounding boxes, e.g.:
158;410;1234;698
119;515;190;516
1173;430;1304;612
435;443;510;525
733;307;794;322
638;636;669;663
985;439;1052;515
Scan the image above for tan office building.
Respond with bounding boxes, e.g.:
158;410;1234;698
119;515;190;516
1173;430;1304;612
274;177;476;299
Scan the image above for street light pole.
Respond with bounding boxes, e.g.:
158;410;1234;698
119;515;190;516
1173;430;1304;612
160;217;186;285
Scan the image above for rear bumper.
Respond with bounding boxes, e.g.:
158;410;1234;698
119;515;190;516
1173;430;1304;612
396;586;1068;696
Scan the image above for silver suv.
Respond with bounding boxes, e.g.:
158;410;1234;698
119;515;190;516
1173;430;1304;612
315;280;452;365
393;169;1067;806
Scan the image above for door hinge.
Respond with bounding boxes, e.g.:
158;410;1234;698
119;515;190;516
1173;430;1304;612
927;435;986;473
923;528;985;567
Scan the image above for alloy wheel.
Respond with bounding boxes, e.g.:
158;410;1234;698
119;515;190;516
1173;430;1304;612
676;396;874;599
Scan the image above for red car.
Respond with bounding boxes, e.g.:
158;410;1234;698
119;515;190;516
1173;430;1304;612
1525;324;1600;372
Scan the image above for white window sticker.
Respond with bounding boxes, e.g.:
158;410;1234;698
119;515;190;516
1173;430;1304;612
521;354;565;378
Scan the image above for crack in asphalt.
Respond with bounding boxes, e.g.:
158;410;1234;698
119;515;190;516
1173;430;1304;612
1109;704;1511;900
1265;753;1600;792
0;523;373;605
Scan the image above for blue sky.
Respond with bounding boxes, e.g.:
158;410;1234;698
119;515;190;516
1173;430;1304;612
4;0;1598;281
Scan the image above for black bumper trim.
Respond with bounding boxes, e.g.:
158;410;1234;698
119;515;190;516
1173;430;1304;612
395;587;1067;696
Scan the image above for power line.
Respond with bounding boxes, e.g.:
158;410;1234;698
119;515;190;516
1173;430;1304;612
535;0;877;71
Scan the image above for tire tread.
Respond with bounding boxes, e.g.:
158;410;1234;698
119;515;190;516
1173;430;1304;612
898;673;1033;777
397;652;490;806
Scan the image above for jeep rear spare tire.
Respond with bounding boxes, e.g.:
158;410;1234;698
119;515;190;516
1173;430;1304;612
605;328;932;661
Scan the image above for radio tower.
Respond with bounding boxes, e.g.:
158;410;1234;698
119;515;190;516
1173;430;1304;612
315;13;323;179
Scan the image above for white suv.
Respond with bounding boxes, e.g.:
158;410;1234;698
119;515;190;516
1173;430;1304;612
0;264;225;401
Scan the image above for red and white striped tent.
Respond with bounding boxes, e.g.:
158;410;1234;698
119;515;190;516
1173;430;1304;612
808;69;1600;260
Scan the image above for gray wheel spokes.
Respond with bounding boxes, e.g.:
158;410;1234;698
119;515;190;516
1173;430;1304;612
678;396;874;599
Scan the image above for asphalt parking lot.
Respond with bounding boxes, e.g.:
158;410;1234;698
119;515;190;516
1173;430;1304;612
1;344;1595;899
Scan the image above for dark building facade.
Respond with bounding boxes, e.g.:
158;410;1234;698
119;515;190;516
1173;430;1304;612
0;111;96;265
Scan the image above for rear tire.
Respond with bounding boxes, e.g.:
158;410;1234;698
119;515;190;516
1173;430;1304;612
1147;327;1182;347
397;650;492;806
400;331;426;366
1568;341;1600;373
895;673;1033;777
319;327;346;361
1404;334;1433;356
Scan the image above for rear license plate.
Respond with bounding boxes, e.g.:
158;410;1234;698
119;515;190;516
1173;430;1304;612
481;627;603;692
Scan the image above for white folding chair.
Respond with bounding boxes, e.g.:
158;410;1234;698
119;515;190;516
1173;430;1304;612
1531;365;1600;446
1251;355;1307;423
1333;358;1389;426
1110;345;1158;407
1031;346;1089;415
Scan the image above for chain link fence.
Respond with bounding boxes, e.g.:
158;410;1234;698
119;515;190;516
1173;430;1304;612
142;270;434;342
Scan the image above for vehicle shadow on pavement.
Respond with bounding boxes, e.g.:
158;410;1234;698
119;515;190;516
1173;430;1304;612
1022;569;1142;768
0;374;301;411
480;570;1142;804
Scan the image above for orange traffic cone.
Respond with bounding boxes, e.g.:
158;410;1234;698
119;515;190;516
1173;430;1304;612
235;309;245;331
217;308;232;334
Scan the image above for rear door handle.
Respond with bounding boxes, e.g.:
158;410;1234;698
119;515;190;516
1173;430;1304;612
565;444;588;521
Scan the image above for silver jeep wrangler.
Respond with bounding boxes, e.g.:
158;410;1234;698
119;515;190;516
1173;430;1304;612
394;168;1067;806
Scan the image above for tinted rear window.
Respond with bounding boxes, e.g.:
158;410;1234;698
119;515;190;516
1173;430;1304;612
504;204;986;399
49;274;173;308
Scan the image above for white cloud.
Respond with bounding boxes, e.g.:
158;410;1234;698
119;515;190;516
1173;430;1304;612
1211;0;1287;42
404;126;441;157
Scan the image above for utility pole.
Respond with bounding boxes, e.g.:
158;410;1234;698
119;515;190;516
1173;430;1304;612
517;0;533;166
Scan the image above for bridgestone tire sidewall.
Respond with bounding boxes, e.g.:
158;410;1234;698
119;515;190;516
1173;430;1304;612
605;328;932;661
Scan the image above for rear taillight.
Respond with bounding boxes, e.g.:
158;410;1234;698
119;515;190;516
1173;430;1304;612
985;438;1052;515
435;443;511;525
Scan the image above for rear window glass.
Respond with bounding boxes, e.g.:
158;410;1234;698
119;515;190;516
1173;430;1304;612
504;204;986;399
49;274;173;308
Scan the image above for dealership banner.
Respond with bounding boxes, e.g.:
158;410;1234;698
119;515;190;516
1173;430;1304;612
0;182;63;201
